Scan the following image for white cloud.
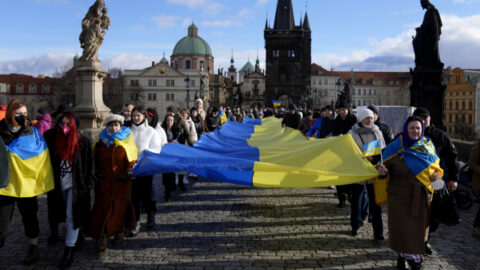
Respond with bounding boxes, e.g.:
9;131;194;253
315;13;480;71
103;53;158;70
151;15;178;29
166;0;208;8
0;53;74;76
256;0;271;6
201;20;242;28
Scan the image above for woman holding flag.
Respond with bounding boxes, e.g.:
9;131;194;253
348;108;386;239
378;116;442;270
89;114;137;252
0;99;54;265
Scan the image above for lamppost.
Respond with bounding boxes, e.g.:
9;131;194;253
184;75;190;108
199;66;206;100
335;78;341;107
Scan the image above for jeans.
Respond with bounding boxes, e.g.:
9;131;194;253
366;183;384;237
62;189;79;247
350;184;369;230
132;175;156;221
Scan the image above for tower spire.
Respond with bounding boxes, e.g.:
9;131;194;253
273;0;295;30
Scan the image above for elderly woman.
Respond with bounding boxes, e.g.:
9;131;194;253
378;116;442;270
44;112;95;268
348;108;386;239
89;114;137;252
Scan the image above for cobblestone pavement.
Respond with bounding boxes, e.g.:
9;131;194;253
1;178;479;270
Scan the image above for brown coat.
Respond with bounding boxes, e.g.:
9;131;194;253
385;155;433;254
88;141;136;239
468;143;480;192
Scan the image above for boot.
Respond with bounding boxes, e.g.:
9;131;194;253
146;212;155;230
131;221;141;237
97;235;108;252
396;256;410;270
48;228;60;245
58;246;74;269
425;241;433;255
24;244;39;265
407;259;422;270
74;232;84;251
113;232;124;245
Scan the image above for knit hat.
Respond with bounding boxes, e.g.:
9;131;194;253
357;108;374;123
413;107;430;117
288;104;297;111
367;104;379;115
104;114;124;126
195;99;203;104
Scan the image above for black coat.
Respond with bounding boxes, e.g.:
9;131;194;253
206;114;222;132
332;114;357;136
375;119;394;144
44;127;95;229
425;125;459;181
320;117;334;138
282;113;301;129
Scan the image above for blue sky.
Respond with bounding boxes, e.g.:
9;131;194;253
0;0;479;76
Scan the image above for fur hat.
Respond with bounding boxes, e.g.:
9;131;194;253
357;108;374;123
195;99;203;104
104;114;124;126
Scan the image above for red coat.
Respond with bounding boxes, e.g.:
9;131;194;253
88;141;136;239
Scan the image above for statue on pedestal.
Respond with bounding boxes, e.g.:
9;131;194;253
412;0;443;71
79;0;110;62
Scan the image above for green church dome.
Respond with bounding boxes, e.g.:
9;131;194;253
240;60;254;72
172;23;212;57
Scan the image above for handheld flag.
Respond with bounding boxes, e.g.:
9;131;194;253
363;139;381;157
272;100;281;107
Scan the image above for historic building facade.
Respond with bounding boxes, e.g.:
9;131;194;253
264;0;311;106
123;23;212;119
444;68;480;140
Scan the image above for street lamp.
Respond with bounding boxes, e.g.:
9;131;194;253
184;75;190;108
199;66;206;100
335;79;341;107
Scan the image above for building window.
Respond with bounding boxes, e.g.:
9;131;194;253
130;80;139;87
470;101;473;110
368;89;372;95
287;50;296;57
29;83;36;94
324;79;328;85
130;93;139;101
469;115;472;124
456;75;460;84
363;89;366;95
42;84;49;93
148;80;157;87
166;80;175;87
148;93;157;101
186;60;191;69
190;80;195;87
200;61;204;69
319;79;322;85
462;101;465;110
272;50;280;57
456;102;458;110
166;93;175;101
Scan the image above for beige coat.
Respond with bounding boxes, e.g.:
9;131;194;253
385;155;433;254
468;143;480;192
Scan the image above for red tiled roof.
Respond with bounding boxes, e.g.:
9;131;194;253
0;73;57;94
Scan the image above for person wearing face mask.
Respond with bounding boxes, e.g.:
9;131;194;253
348;108;386;239
0;99;55;265
377;116;441;270
129;106;162;234
89;114;137;252
43;112;95;269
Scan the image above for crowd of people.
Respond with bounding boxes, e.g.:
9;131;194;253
0;97;478;270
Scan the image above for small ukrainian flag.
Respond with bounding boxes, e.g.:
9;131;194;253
272;100;281;107
363;139;381;157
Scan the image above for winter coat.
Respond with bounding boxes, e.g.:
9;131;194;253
468;142;480;192
349;123;386;184
282;112;301;129
89;141;136;239
385;155;433;254
173;116;193;145
298;117;312;135
375;119;394;144
130;121;162;156
425;125;459;181
206;114;222;132
191;115;205;137
44;127;95;229
332;114;357;136
153;123;168;146
34;113;52;135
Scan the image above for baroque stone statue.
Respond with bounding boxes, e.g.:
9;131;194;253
79;0;110;62
412;0;443;70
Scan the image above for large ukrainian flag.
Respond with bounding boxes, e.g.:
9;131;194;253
0;128;54;197
133;117;378;188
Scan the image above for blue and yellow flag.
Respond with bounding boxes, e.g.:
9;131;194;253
96;126;138;162
272;100;281;107
363;139;381;157
133;117;378;188
383;136;443;193
0;127;54;197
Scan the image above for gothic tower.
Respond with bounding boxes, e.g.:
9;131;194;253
264;0;311;106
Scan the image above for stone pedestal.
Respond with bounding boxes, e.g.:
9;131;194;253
410;67;446;130
74;60;111;129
